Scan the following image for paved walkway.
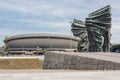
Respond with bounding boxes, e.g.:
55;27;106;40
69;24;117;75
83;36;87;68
54;51;120;63
0;55;44;60
0;70;120;80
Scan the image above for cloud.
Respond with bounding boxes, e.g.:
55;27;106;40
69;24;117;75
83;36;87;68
0;17;70;29
0;0;89;19
0;0;120;46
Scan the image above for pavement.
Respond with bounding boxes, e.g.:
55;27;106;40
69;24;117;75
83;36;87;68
53;51;120;63
0;55;44;60
0;70;120;80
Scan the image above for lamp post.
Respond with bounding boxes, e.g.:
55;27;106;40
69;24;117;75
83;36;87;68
70;30;72;51
69;21;73;51
48;36;51;51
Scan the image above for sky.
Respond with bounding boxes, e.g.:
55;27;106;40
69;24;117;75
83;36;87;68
0;0;120;46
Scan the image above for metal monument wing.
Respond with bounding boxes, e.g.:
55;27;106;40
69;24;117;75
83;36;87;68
86;5;111;30
71;19;86;37
85;5;112;52
71;19;88;52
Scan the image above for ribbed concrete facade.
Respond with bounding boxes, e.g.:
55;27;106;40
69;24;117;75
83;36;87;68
4;33;79;49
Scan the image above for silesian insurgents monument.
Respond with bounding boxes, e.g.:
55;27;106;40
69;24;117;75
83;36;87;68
71;5;112;52
44;5;120;70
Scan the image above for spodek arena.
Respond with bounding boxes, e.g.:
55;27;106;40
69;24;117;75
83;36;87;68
4;33;79;52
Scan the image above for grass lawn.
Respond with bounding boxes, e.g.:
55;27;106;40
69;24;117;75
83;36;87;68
0;58;43;69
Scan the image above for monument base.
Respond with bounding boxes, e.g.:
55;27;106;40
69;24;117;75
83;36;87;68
43;51;120;70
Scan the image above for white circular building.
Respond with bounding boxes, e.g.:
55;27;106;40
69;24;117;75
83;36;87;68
4;33;79;51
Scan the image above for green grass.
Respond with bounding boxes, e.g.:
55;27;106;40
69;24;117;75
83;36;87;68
111;44;120;47
0;58;43;69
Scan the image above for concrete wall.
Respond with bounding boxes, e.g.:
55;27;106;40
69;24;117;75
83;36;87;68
43;52;120;70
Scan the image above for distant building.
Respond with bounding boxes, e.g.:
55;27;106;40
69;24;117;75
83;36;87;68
0;47;4;53
4;33;80;51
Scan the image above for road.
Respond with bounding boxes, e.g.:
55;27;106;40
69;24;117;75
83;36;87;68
0;70;120;80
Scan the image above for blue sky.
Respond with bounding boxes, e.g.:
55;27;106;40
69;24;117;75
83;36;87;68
0;0;120;46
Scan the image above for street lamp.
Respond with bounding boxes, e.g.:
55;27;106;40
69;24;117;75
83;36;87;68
69;21;73;51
